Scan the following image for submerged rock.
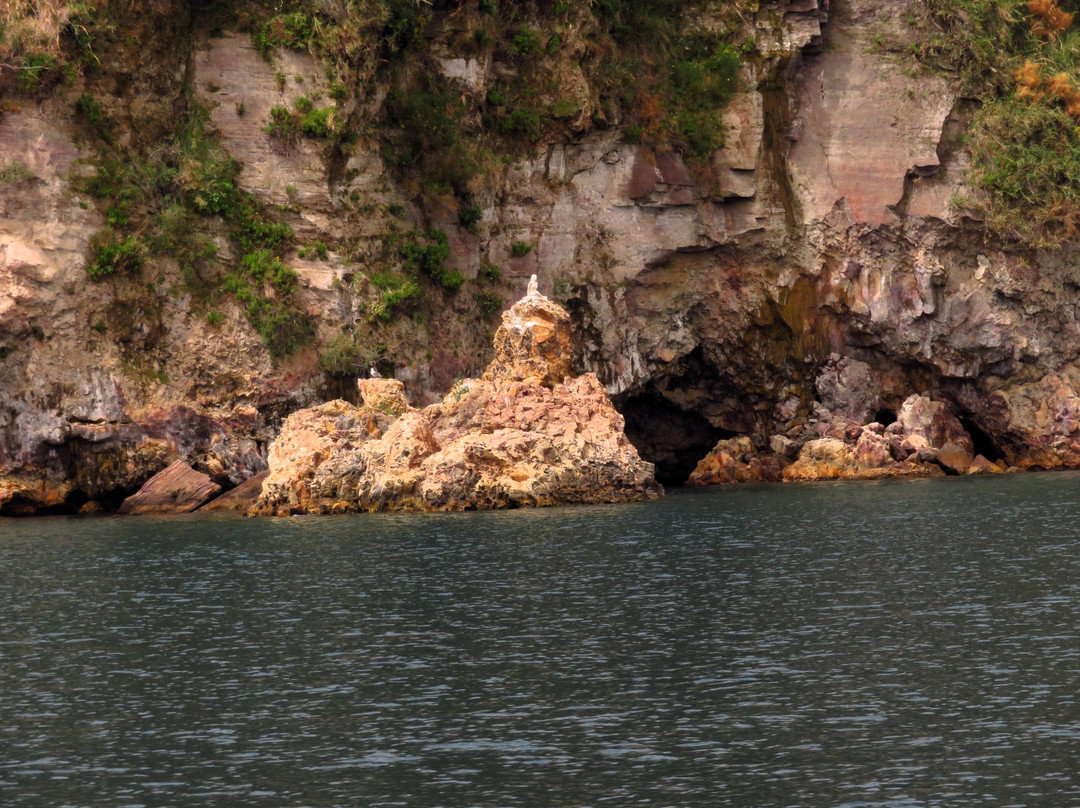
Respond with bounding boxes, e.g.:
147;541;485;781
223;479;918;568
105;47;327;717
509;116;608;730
251;288;661;515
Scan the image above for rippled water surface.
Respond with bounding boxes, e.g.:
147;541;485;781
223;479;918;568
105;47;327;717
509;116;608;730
4;473;1080;806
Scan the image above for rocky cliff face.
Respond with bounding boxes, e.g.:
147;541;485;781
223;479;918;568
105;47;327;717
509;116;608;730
3;0;1080;513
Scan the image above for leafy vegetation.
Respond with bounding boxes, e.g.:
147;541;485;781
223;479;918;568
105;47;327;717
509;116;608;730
0;159;38;185
477;290;503;319
921;0;1080;245
246;0;747;210
401;229;462;291
87;229;142;281
264;96;336;142
2;0;753;361
368;271;422;322
74;96;311;357
319;333;385;374
511;26;542;57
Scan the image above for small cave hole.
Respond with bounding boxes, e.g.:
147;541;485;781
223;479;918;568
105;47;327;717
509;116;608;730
318;373;362;405
617;392;735;486
874;408;897;427
958;415;1003;462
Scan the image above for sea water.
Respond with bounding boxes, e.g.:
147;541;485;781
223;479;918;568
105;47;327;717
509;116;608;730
3;472;1080;807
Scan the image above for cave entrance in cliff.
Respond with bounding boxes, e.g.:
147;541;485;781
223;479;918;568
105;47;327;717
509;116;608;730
617;391;735;486
319;373;363;405
958;415;1003;463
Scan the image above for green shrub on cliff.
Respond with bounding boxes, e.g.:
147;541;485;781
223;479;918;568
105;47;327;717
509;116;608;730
369;273;422;321
242;249;299;295
400;229;461;290
264;97;336;142
477;290;503;319
923;0;1080;245
965;98;1080;245
512;26;542;57
76;98;310;357
87;230;143;281
249;300;315;359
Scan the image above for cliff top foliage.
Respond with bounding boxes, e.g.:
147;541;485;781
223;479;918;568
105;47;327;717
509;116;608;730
245;0;747;196
920;0;1080;247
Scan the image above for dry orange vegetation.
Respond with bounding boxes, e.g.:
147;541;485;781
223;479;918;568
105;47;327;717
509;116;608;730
1029;0;1074;38
1015;59;1080;119
1;0;80;64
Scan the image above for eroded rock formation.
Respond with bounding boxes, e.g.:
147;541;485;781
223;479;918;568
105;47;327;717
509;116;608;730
691;389;1012;484
251;290;660;515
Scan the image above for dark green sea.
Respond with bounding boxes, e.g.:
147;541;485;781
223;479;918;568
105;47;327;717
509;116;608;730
3;472;1080;807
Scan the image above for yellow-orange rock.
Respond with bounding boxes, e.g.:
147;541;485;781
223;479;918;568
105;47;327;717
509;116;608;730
966;454;1005;475
357;378;410;416
252;395;404;516
783;437;944;481
252;292;660;515
481;290;573;387
686;437;783;486
0;467;70;515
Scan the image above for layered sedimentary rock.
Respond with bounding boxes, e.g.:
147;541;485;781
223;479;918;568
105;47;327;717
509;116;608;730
251;290;660;515
197;470;269;513
117;459;221;515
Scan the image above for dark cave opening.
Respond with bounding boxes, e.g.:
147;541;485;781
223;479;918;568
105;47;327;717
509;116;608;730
0;490;90;517
318;373;363;405
958;415;1003;462
874;408;897;427
617;392;735;486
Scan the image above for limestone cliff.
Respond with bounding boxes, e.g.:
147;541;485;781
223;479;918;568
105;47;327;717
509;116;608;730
3;0;1080;513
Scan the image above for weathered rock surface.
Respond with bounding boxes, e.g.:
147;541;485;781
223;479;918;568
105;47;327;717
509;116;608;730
197;470;270;513
0;468;70;515
117;460;222;515
691;389;1003;484
783;435;945;482
686;437;783;486
252;291;660;515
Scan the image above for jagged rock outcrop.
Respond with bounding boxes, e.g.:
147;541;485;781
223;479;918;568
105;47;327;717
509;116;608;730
251;289;660;515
